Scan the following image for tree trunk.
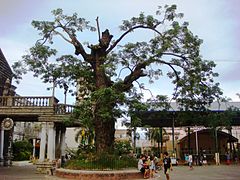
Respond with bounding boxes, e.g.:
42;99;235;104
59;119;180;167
91;50;115;153
94;115;115;153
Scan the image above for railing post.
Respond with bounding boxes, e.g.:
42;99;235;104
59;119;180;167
49;97;54;106
6;96;13;106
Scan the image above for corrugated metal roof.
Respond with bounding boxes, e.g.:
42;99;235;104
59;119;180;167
161;101;240;111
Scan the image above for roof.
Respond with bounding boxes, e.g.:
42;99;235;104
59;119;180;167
134;102;240;127
0;48;13;95
162;101;240;111
0;48;13;75
179;129;238;143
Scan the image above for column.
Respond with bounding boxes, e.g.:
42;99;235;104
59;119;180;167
47;122;55;161
32;138;36;158
60;126;66;167
39;123;47;162
0;128;4;165
172;117;175;156
187;127;191;154
195;128;199;156
55;125;60;158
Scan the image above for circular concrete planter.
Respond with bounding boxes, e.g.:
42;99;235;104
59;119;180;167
56;168;142;180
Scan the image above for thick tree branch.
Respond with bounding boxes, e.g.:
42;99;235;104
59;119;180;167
96;17;101;41
106;25;163;54
57;21;91;61
162;52;187;60
120;57;181;92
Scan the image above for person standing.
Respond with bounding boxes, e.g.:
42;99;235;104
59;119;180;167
185;154;189;165
149;156;155;178
163;152;172;180
188;154;193;170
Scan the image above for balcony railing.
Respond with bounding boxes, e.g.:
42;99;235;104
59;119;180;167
54;104;75;114
0;96;75;114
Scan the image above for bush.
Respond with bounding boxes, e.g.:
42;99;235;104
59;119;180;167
114;140;132;156
64;140;137;170
12;140;33;161
64;153;137;170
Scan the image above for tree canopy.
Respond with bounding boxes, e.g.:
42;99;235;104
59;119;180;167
13;5;223;152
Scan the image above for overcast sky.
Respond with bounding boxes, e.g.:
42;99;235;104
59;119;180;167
0;0;240;104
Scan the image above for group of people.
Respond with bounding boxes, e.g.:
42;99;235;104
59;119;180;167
184;154;193;169
138;152;173;179
184;153;208;167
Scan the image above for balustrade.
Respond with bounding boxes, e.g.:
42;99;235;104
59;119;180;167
54;104;75;114
0;96;58;107
0;96;75;115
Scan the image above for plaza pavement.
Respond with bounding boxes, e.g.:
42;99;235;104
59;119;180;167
0;163;239;180
159;165;240;180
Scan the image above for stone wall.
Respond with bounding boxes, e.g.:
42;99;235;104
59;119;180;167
56;169;143;180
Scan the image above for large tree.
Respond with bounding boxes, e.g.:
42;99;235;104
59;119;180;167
13;5;222;152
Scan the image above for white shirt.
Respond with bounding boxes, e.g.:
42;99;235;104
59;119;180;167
188;155;193;163
138;159;143;170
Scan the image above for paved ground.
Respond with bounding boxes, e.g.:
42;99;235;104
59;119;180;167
159;165;240;180
0;164;239;180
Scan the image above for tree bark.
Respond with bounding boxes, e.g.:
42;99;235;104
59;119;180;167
91;45;115;152
94;114;115;152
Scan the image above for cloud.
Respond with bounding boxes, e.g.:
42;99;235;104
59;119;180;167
0;0;47;36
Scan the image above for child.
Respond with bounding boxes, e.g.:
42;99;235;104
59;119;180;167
149;156;155;178
138;155;145;175
143;156;150;179
188;154;193;170
163;152;172;180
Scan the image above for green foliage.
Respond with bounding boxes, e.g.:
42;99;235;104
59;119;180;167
64;140;135;170
12;140;33;161
148;127;167;143
114;140;132;155
64;153;137;170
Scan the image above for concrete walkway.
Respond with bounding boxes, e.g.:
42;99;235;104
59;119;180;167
0;164;240;179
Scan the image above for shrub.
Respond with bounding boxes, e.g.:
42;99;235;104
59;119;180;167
12;140;33;161
64;140;137;170
114;140;132;156
64;153;137;170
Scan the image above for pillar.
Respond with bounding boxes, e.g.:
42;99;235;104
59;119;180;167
47;122;55;161
60;126;66;157
32;138;36;158
60;126;66;166
195;128;199;156
172;117;175;156
39;123;47;162
187;127;191;154
55;125;60;158
0;128;4;165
